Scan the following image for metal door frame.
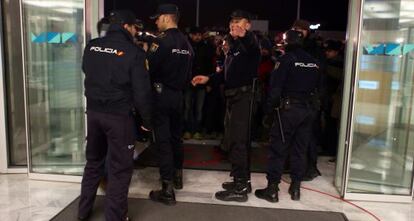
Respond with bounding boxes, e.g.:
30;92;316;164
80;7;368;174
339;0;414;203
21;0;103;182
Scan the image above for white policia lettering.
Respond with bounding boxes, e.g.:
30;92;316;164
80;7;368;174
90;46;119;55
294;62;318;68
172;49;190;55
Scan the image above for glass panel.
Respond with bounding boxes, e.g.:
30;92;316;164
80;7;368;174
335;0;361;193
22;0;86;175
348;0;414;195
2;0;27;166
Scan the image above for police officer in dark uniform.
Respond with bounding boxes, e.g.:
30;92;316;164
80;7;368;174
255;30;322;202
78;10;152;221
147;4;193;205
192;10;261;202
292;20;324;181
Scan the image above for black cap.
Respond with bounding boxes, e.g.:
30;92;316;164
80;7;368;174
108;10;136;25
150;4;179;19
284;30;304;45
230;10;252;21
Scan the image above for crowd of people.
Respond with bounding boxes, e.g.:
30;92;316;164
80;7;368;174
81;4;346;220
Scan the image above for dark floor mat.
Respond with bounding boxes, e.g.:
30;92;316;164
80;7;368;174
134;144;268;172
51;196;349;221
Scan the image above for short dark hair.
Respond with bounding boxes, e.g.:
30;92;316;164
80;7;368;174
97;17;110;36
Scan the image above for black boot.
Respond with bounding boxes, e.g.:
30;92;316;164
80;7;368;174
255;182;279;203
303;167;321;181
174;170;183;190
288;181;301;201
222;179;252;193
215;178;249;202
149;180;176;205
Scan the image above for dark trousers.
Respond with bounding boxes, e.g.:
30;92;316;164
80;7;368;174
153;89;184;181
223;90;253;179
267;105;316;183
307;111;321;172
203;86;225;134
184;87;206;133
79;111;136;221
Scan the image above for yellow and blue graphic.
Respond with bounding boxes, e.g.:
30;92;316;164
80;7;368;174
31;32;78;44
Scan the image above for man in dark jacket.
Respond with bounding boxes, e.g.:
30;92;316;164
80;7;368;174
183;27;215;140
147;4;193;205
78;10;152;221
192;10;261;202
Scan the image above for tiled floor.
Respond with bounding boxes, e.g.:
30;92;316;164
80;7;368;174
0;158;412;221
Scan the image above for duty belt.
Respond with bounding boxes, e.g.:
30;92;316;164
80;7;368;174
224;85;252;97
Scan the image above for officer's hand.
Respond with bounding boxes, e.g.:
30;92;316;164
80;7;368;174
192;75;209;86
141;126;151;132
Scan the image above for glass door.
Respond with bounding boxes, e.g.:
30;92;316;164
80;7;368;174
339;0;414;202
21;0;87;180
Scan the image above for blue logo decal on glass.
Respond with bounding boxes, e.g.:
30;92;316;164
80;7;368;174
364;43;414;56
31;32;78;44
385;43;401;56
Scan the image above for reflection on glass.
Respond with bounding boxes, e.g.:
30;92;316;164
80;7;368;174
22;0;86;175
348;0;414;195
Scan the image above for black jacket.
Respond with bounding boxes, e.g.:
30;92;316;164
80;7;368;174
190;40;215;77
211;31;261;90
147;28;193;91
83;24;152;128
266;47;323;113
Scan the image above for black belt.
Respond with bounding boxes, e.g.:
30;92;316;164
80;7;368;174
224;85;252;97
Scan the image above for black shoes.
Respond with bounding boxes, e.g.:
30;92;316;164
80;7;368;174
222;179;252;193
254;182;279;203
255;181;301;202
215;178;249;202
77;213;91;221
303;168;322;181
149;180;176;205
174;170;183;190
288;182;301;201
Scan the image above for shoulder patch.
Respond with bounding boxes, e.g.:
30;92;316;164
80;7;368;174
274;61;281;71
150;43;159;53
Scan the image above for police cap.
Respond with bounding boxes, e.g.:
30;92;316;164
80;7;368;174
284;30;304;45
230;10;252;21
108;10;136;25
150;4;180;19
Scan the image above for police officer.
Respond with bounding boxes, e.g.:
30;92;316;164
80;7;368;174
78;10;152;221
292;19;324;181
255;30;322;202
147;4;193;205
192;10;261;202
